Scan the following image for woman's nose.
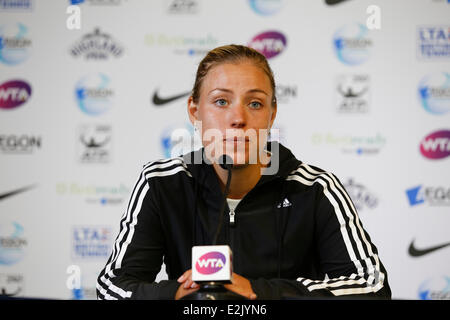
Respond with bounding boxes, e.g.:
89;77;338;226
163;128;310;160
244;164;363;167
229;104;247;128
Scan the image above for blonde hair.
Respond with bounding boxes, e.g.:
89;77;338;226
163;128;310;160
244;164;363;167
191;44;277;107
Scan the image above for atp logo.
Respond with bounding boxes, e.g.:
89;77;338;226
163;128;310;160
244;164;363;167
195;251;226;275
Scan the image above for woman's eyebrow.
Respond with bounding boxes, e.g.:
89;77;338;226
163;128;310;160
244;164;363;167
208;88;268;96
246;89;268;96
208;88;233;95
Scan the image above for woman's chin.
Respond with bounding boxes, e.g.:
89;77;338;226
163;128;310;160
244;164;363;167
230;152;259;167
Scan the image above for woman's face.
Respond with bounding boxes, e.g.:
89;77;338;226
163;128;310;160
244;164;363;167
188;61;277;167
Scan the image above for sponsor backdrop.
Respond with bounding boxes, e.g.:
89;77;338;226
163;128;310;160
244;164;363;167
0;0;449;300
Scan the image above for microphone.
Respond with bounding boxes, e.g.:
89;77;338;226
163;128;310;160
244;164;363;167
181;154;247;300
213;154;233;245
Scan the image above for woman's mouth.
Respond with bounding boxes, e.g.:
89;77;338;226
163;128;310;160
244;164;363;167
224;137;250;143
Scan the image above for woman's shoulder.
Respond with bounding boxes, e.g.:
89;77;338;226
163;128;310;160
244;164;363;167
286;162;343;186
140;156;192;180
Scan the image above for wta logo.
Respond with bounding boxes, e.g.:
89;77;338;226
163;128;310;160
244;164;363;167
420;130;450;160
0;80;32;110
248;31;287;59
195;251;226;275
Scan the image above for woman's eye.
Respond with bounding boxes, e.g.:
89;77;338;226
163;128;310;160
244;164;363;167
249;101;262;109
215;99;227;107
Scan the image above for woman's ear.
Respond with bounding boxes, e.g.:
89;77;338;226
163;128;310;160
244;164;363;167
187;96;199;125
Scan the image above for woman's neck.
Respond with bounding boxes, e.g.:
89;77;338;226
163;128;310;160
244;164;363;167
213;162;263;199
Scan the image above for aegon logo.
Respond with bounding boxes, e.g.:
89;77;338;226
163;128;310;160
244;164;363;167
420;130;450;160
0;80;32;110
406;185;450;207
195;251;226;275
0;135;41;153
248;31;287;59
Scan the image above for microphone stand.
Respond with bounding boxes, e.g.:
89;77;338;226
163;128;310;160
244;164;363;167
181;281;247;300
181;155;247;300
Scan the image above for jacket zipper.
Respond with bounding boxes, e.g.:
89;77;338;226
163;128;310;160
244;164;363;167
228;207;235;271
229;208;236;227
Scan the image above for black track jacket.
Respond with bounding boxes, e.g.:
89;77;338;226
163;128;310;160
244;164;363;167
97;143;391;300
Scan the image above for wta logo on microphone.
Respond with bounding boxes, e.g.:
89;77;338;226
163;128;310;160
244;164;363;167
192;245;232;282
195;251;226;275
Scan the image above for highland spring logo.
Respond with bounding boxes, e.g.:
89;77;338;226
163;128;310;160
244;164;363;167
333;23;373;65
248;30;287;59
418;72;450;115
195;251;226;275
70;28;124;60
344;178;378;211
419;130;450;160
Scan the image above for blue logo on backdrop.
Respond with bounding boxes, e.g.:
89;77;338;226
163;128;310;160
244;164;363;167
72;226;112;259
417;26;450;60
0;23;32;65
418;276;450;300
333;23;373;65
406;185;425;206
406;185;450;207
160;123;201;158
0;222;27;265
75;74;113;116
418;72;450;115
0;0;33;10
248;0;283;16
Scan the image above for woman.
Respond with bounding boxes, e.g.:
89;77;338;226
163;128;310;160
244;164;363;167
96;44;391;300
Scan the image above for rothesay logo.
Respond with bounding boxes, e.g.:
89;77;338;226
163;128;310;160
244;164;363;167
0;23;32;65
333;23;373;65
195;251;226;275
418;72;450;115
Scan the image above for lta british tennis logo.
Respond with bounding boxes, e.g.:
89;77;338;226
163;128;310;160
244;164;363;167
195;251;226;275
419;130;450;160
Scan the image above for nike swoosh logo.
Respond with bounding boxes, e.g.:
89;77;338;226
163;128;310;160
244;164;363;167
0;185;35;201
152;90;190;106
325;0;351;5
408;239;450;257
